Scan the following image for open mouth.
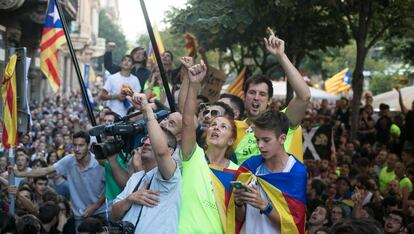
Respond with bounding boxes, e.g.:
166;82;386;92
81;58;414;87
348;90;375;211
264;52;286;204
211;132;219;138
251;102;260;109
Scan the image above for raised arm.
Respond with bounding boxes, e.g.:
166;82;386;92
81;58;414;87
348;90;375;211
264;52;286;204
127;93;176;180
181;60;207;160
265;27;310;128
104;42;121;74
396;87;408;114
177;57;194;113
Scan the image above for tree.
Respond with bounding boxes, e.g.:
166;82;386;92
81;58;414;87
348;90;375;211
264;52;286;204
167;0;350;100
327;0;414;140
98;10;128;63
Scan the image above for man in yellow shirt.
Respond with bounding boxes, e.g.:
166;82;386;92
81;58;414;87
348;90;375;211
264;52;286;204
233;28;310;164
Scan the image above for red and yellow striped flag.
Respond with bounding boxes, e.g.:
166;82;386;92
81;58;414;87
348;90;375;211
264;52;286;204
148;25;165;64
324;68;351;94
228;66;246;97
2;54;18;148
40;0;66;92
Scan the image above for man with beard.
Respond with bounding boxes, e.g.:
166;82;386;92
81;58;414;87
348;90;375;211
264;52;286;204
15;131;106;230
233;28;310;164
104;43;150;88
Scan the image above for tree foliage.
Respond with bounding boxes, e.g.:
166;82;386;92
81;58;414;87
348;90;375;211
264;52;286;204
98;11;128;63
167;0;349;73
325;0;414;140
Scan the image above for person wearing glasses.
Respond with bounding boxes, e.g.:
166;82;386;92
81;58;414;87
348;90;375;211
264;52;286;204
383;209;407;234
111;93;181;234
178;60;239;234
196;101;235;147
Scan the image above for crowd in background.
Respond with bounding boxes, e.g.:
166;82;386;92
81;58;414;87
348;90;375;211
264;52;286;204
0;38;413;234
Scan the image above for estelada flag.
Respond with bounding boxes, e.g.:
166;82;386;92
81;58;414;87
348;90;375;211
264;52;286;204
2;54;18;148
184;32;198;58
40;0;66;92
324;68;351;94
226;155;307;234
209;165;238;231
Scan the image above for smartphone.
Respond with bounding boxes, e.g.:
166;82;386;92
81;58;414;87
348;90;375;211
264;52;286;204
230;181;246;190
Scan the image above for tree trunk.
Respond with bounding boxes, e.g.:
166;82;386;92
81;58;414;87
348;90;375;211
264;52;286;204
350;44;368;141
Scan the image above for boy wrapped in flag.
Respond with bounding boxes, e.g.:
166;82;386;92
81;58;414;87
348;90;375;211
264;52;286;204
228;110;307;234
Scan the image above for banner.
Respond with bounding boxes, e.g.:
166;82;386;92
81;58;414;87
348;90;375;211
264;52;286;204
302;124;332;160
200;66;227;102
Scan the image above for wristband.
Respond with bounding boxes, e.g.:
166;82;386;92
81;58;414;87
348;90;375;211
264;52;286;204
260;202;273;216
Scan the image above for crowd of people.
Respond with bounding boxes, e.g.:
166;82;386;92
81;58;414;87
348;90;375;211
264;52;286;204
0;28;413;234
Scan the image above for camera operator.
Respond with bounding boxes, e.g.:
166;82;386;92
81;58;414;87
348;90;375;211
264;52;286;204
111;93;181;233
100;111;132;205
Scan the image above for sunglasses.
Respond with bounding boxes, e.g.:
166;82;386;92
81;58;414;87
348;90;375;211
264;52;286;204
202;109;222;117
199;103;209;110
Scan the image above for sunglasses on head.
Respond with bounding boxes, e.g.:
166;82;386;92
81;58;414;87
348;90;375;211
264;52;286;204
202;109;222;117
199;103;209;110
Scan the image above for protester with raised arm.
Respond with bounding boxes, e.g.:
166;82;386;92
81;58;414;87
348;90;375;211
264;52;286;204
178;60;239;234
111;93;181;233
233;27;310;165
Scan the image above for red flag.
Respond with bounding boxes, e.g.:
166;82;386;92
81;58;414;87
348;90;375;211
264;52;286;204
40;0;66;92
2;54;18;148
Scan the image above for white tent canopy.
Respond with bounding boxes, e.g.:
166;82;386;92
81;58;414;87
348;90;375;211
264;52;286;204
271;81;340;101
373;86;414;111
222;81;340;101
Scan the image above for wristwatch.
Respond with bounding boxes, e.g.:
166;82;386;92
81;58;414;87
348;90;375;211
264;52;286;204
260;202;273;216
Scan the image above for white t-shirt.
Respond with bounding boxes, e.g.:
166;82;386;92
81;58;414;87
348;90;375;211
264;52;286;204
114;163;181;234
103;72;141;116
243;155;296;234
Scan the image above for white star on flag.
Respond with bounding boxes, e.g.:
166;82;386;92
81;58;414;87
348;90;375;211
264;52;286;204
48;5;60;24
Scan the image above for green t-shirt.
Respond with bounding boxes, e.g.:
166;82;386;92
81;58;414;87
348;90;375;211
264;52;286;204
234;126;296;165
104;154;128;200
233;109;297;165
179;144;226;234
400;176;413;192
143;81;172;100
379;166;396;192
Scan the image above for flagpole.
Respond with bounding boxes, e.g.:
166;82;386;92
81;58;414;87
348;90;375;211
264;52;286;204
139;0;176;112
54;0;101;142
8;148;15;215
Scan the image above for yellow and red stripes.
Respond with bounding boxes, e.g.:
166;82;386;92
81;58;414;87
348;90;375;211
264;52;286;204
2;54;18;148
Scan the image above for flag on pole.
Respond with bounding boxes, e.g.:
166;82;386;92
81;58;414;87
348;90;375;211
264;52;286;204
147;24;165;64
2;54;18;148
324;68;351;94
228;66;247;97
184;32;198;58
40;0;66;92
